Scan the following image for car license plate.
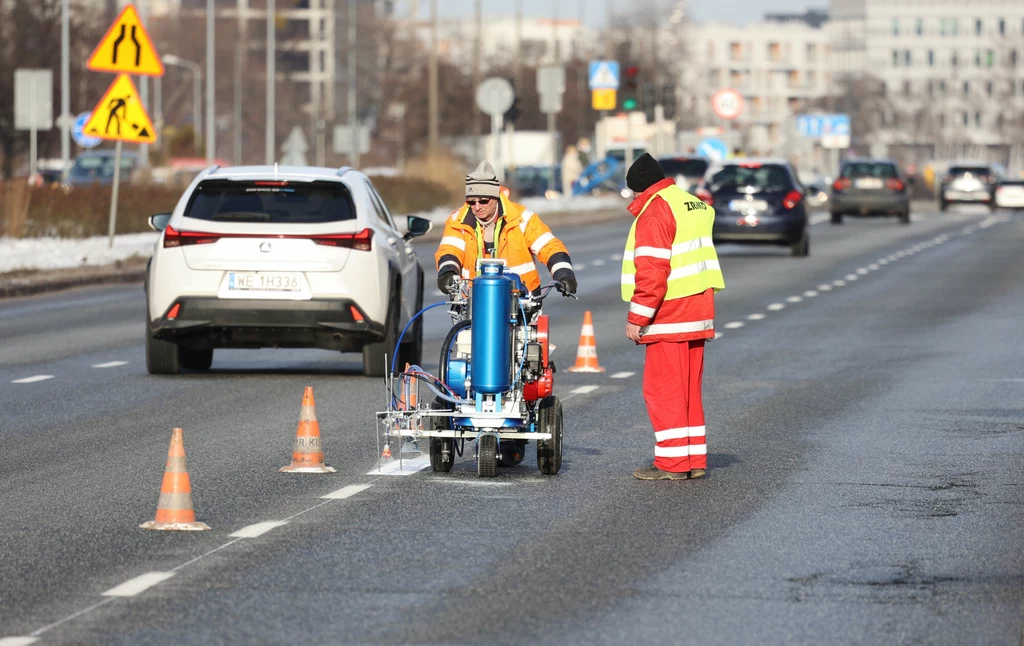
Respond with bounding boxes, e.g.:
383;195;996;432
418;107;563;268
227;271;302;292
729;199;768;212
855;178;884;189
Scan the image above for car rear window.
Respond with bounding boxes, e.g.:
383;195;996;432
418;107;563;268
185;180;356;224
708;164;794;191
660;158;709;178
841;162;898;179
949;166;991;176
999;179;1024;186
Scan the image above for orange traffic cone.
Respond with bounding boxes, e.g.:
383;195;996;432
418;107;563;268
567;311;606;373
140;428;211;531
280;387;336;473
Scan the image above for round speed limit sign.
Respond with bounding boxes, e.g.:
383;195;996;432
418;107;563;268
711;88;744;120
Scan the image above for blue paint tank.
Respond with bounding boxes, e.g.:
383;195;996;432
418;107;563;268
471;260;513;394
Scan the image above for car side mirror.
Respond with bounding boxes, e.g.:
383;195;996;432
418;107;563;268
148;213;171;232
404;215;432;240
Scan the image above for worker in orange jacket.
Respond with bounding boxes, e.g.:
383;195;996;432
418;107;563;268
435;161;577;296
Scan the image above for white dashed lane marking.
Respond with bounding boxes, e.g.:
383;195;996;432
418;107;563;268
610;372;635;379
591;259;606;267
367;455;431;477
856;268;869;275
230;521;289;538
767;303;785;311
747;313;766;321
803;290;818;298
818;284;832;291
0;638;39;646
570;385;601;395
92;361;128;369
845;274;859;281
725;321;745;329
833;280;846;286
12;375;54;384
102;572;175;598
610;253;623;261
322;484;373;500
786;296;803;303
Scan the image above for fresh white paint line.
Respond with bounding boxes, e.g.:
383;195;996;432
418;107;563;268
571;385;601;395
725;321;745;329
92;361;128;369
431;480;512;487
591;259;606;266
868;264;879;271
803;290;819;298
230;521;289;538
12;375;53;384
713;332;724;339
102;572;175;598
833;280;846;287
818;284;832;291
322;484;373;500
610;372;635;379
856;268;869;275
786;296;803;303
0;638;39;646
845;274;859;281
767;303;785;311
366;455;431;477
747;313;766;321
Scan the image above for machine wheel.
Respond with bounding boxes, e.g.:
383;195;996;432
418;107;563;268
146;322;182;375
498;440;527;467
477;434;498;478
182;349;213;371
363;294;399;378
537;396;563;475
429;437;455;472
830;212;843;225
790;232;810;257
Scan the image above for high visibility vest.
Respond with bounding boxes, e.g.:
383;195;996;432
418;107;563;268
621;184;725;301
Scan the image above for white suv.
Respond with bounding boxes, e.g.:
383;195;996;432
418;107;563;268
145;165;431;377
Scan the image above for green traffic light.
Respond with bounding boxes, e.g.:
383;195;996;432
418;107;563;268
623;98;638;110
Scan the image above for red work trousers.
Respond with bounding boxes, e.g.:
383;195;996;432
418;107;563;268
642;340;707;473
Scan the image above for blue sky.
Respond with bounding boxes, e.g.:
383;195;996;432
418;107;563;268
426;0;824;27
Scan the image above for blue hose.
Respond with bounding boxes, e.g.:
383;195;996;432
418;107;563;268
390;301;450;376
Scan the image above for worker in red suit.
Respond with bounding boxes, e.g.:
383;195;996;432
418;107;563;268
621;154;725;480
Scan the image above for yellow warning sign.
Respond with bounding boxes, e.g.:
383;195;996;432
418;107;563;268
592;89;617;111
87;4;164;77
83;74;157;144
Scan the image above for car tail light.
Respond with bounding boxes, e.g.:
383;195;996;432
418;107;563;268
349;306;364;322
695;187;714;206
832;178;851;191
311;228;373;251
163;225;219;248
886;178;905;191
740;162;762;168
782;190;803;210
166;303;181;320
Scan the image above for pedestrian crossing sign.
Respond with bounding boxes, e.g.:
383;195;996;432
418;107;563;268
82;74;157;144
87;4;165;77
588;61;620;90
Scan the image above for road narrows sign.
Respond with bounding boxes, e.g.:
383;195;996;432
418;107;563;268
83;74;157;144
87;4;165;77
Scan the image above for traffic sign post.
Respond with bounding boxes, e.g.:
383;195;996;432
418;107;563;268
14;69;54;184
280;126;309;166
476;77;515;181
537;66;565;195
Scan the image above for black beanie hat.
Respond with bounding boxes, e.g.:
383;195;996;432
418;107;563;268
626;153;666;193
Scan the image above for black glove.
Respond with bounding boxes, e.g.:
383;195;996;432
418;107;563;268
557;274;577;296
437;272;459;295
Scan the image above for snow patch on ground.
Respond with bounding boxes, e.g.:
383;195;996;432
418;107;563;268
0;233;159;274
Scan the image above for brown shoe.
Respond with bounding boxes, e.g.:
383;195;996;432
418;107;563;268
689;469;706;479
633;465;689;481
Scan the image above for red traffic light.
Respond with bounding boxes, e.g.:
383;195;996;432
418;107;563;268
625;65;639;78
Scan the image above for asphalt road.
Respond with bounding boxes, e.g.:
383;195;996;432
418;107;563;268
1;206;1022;645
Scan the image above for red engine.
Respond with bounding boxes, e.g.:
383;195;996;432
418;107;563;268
523;314;554;401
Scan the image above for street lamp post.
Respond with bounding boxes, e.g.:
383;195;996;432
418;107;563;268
162;55;203;156
206;0;216;164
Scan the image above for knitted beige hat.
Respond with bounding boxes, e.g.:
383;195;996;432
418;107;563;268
465;161;501;199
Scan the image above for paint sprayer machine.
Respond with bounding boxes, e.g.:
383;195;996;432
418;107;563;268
375;258;575;477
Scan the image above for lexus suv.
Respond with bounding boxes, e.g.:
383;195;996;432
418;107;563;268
830;159;911;225
696;159;810;257
145;165;431;377
939;163;997;211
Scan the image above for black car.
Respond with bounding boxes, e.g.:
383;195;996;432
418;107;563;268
830;159;911;225
696;159;810;257
659;155;710;192
939;163;997;211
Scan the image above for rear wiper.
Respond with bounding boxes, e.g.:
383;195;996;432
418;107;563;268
212;211;272;222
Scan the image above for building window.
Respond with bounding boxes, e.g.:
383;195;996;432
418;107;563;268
975;18;983;36
975;111;982;127
963;80;970;96
892;18;900;35
986;81;994;97
938;113;946;128
808;70;817;88
1011;50;1019;67
962;112;969;127
951;51;959;68
915;18;923;36
975;50;982;66
928;49;935;66
927;79;934;97
903;80;912;96
940;18;959;36
806;43;817;63
729;41;743;62
939;80;947;95
892;49;899;67
707;42;715;61
986;50;994;66
999;18;1006;36
904;50;912;66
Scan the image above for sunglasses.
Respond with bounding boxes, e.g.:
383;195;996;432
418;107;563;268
466;198;492;206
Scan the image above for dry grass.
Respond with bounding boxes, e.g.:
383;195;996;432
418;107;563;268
402;151;467;199
0;181;31;238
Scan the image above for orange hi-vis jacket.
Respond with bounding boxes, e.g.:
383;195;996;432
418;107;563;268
435;195;574;292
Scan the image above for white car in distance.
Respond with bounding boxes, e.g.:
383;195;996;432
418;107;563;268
145;165;431;377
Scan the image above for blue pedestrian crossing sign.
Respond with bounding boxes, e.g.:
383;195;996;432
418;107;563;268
696;138;730;162
588;61;620;90
72;111;102;149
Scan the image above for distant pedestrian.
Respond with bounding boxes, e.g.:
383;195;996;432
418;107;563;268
561;145;583;197
621;153;725;480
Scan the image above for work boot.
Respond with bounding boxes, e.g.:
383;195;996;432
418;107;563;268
689;468;706;479
633;464;689;481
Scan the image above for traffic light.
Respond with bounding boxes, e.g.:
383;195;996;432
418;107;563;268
642;82;657;121
622;65;639;111
662;83;677;121
504;95;521;125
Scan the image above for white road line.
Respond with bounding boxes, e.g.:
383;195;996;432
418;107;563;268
877;259;889;265
591;259;606;267
868;264;879;271
748;313;766;321
571;385;601;395
230;521;289;538
845;274;859;281
856;268;869;275
366;455;431;477
610;253;623;261
575;263;588;271
887;254;899;261
102;572;175;598
803;290;819;298
713;332;724;339
809;214;829;225
833;280;846;287
725;321;745;329
92;361;128;369
767;303;785;311
610;372;635;379
322;484;373;500
786;296;803;303
12;375;54;384
430;480;512;487
0;638;39;646
433;290;444;297
817;284;832;291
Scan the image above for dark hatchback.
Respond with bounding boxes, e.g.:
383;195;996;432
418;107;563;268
830;159;911;225
696;160;810;257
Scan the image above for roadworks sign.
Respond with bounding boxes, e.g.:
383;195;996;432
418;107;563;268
83;74;157;144
87;4;165;77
